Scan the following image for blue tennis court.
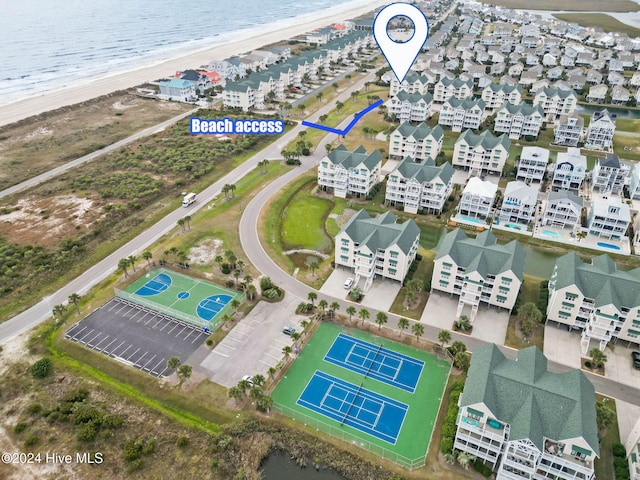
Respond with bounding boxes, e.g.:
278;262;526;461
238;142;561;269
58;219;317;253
297;371;408;444
196;294;233;321
134;272;172;296
324;334;424;393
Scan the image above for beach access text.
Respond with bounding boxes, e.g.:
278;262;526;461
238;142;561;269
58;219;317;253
190;117;284;135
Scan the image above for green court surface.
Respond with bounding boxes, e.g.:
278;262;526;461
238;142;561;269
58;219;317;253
119;268;243;330
272;323;450;469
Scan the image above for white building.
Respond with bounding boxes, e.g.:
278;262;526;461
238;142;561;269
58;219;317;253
584;109;617;150
629;161;640;199
533;87;578;121
454;344;599;480
548;253;640;354
554;113;584;147
389;73;431;96
433;77;474;103
317;145;381;198
542;190;584;230
494;102;544;140
157;79;197;102
453;130;511;176
551;148;587;193
591;153;629;195
389;122;444;162
385;157;455;214
335;210;420;291
624;417;640;480
457;177;498;222
517;146;549;183
498;181;538;227
387;91;433;123
439;98;486;132
432;229;525;319
587;197;630;240
481;83;523;111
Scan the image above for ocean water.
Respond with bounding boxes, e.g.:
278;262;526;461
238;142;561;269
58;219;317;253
0;0;374;106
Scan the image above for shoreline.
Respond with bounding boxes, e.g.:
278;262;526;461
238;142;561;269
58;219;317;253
0;0;389;128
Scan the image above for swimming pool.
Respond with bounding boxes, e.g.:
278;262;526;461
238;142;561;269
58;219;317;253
458;215;484;224
541;230;562;238
597;242;621;250
507;223;524;231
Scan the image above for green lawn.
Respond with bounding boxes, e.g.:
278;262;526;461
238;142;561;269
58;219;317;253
594;395;620;480
281;180;333;253
272;322;450;468
616;117;640;132
614;134;640;161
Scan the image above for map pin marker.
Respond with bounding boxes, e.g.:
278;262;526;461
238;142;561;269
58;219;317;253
373;3;430;84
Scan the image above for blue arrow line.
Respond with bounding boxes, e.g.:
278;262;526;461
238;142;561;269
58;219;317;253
301;99;384;135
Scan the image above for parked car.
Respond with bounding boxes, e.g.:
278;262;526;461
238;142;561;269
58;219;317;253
632;351;640;370
344;278;354;289
242;375;254;386
282;326;296;336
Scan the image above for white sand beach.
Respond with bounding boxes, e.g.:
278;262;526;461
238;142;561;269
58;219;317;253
0;0;389;127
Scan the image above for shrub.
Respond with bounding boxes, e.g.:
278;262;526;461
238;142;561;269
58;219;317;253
613;443;627;458
24;433;39;447
440;437;454;454
14;422;27;434
176;436;189;448
221;263;231;274
26;404;42;415
205;339;213;346
474;459;493;477
30;358;52;378
585;361;592;369
124;439;144;462
77;423;98;442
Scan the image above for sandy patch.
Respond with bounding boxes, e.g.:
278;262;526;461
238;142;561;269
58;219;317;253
111;101;131;110
24;127;53;140
189;238;223;266
0;330;32;376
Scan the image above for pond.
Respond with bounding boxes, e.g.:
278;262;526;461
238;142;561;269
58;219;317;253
575;103;640;120
261;451;346;480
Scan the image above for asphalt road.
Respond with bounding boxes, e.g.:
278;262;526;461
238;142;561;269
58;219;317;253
0;108;197;200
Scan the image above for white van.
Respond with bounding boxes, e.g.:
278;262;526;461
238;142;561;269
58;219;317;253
182;192;197;207
344;278;354;289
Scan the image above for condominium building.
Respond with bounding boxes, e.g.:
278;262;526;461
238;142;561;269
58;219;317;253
533;87;578;121
554;113;584;147
625;417;640;480
548;253;640;353
481;83;523;111
387;91;433;123
432;229;525;319
335;210;420;291
439;98;486;132
517;146;549;183
585;109;617;150
158;79;197;102
457;177;498;222
591;153;629;195
385;157;455;214
629;161;640;200
433;77;474;103
454;344;599;480
494;102;544;140
317;145;382;198
542;190;584;230
389;72;432;97
388;122;444;162
498;181;538;227
453;130;511;176
551;148;587;193
587;197;630;240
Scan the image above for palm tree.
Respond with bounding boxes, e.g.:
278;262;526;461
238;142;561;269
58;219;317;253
324;143;333;155
177;251;188;268
257;394;274;413
68;293;81;314
307;260;319;276
237;379;251;395
118;258;129;277
454;352;471;372
177;218;186;233
291;332;301;348
589;348;607;369
252;374;266;387
375;312;388;330
127;255;138;272
233;269;241;287
346;306;356;323
249;386;263;403
398;317;409;337
228;386;243;404
142;250;153;267
358;308;370;326
228;184;237;198
221;314;231;326
457;451;476;470
438;330;452;348
169;247;179;262
214;255;224;271
231;299;240;313
412;323;425;342
450;341;467;355
336;100;344;113
282;345;293;359
177;364;192;382
166;357;181;371
267;366;277;380
246;284;257;301
307;291;317;306
300;319;310;335
53;304;66;320
237;260;244;272
184;215;192;230
318;299;328;314
222;184;231;199
243;274;253;291
330;302;340;319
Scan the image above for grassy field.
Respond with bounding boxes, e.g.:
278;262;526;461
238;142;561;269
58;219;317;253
594;395;620;480
0;93;192;191
482;0;639;11
617;118;640;132
554;13;640;37
389;251;435;320
614;134;640;161
504;276;544;351
272;322;450;467
281;181;333;253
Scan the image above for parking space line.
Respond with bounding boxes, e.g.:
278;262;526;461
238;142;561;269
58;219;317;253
69;325;88;340
192;334;203;344
136;312;149;323
157;367;170;377
150;358;166;375
144;316;155;326
151;318;165;329
126;348;140;362
141;355;156;371
129;309;143;321
93;335;111;350
118;344;132;357
167;323;179;335
132;351;148;366
211;350;229;357
159;321;172;332
85;332;103;346
175;326;187;338
110;341;126;355
100;338;118;352
78;328;95;342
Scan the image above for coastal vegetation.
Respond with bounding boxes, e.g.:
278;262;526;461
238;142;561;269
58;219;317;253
554;13;640;37
480;0;639;12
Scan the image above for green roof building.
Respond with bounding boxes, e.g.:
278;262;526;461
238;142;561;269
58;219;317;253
318;145;382;199
455;344;599;480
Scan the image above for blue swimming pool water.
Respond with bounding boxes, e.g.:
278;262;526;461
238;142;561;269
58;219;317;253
507;223;524;230
541;229;562;238
459;215;483;224
597;242;621;250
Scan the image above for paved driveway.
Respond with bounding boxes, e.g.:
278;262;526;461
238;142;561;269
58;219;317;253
198;296;304;387
543;323;582;369
602;344;640;389
319;269;353;300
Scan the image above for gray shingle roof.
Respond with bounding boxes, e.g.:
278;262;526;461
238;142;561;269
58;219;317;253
553;253;640;310
547;189;584;207
327;145;382;171
461;344;600;456
339;209;420;255
435;229;526;281
392;157;454;185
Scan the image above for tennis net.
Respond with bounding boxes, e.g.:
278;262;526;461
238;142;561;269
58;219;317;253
340;382;364;426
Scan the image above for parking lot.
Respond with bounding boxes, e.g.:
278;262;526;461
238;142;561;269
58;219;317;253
65;297;209;377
